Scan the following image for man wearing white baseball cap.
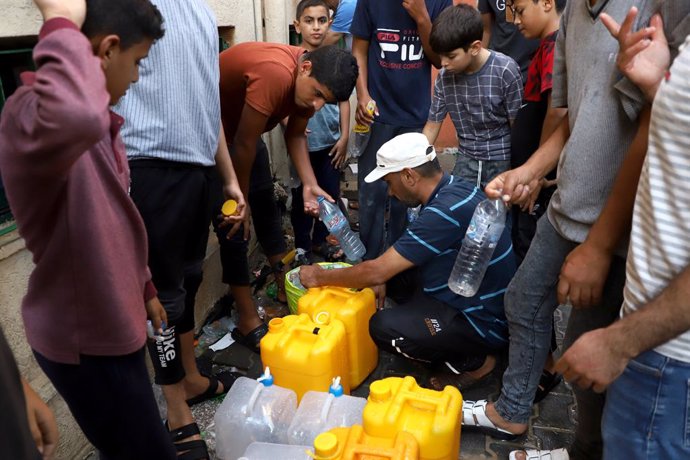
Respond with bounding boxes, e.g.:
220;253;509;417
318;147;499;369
300;132;516;388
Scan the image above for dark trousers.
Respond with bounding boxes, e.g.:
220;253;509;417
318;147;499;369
291;145;341;250
214;141;286;286
34;348;176;460
369;271;503;370
357;122;420;260
129;159;216;385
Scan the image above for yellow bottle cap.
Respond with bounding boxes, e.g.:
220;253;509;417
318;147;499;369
369;380;392;402
221;199;238;216
313;432;338;458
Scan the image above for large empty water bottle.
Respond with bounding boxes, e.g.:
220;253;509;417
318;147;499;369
287;377;367;446
214;368;297;460
318;196;365;260
448;199;507;297
347;100;377;159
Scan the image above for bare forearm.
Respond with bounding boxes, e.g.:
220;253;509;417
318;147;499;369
215;124;239;186
286;134;319;188
313;260;387;288
416;14;441;68
352;38;370;99
539;105;567;146
584;106;650;253
524;114;570;179
611;264;690;359
232;136;257;196
339;100;351;136
423;121;442;144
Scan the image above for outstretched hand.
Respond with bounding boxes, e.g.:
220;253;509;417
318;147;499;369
34;0;87;27
303;183;333;216
484;165;539;208
600;9;669;101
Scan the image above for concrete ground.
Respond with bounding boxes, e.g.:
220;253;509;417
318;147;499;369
185;302;576;459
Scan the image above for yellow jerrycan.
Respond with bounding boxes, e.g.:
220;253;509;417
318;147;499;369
298;286;378;388
362;376;462;460
312;425;419;460
260;314;350;402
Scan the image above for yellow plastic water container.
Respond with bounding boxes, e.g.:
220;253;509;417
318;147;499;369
298;286;378;388
260;314;350;402
313;425;419;460
362;376;462;460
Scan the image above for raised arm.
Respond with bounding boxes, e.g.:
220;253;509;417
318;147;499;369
6;0;110;177
403;0;442;68
285;114;335;214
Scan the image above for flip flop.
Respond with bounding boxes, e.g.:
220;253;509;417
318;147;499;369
509;448;569;460
231;323;268;353
428;368;491;392
534;370;563;403
185;370;240;407
461;400;521;441
167;422;209;460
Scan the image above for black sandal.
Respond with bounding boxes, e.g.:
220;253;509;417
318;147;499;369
534;370;563;403
168;422;209;460
230;323;268;353
185;370;240;407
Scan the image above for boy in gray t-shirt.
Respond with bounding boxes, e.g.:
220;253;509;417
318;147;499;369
423;4;523;190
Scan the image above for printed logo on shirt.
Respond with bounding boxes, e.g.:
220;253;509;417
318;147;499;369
425;317;442;335
376;27;425;70
495;0;505;11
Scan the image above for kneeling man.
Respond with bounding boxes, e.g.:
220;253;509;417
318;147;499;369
300;133;516;388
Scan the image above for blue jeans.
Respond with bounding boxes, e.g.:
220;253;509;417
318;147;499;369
494;216;626;460
452;155;510;190
357;122;420;260
603;350;690;459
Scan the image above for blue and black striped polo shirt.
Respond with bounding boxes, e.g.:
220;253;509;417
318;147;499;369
393;174;516;346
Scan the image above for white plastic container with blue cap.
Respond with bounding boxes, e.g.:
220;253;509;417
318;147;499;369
214;368;297;460
286;376;367;446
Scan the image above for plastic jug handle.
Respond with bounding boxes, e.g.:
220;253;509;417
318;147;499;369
243;384;263;416
320;393;335;422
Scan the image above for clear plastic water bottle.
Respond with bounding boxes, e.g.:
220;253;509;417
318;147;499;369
318;196;366;260
347;100;377;159
448;199;507;297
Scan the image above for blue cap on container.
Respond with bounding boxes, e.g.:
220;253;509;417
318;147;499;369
317;196;325;203
329;376;343;397
257;367;274;387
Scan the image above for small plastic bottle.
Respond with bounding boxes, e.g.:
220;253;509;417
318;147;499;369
317;196;366;260
448;199;507;297
347;100;377;159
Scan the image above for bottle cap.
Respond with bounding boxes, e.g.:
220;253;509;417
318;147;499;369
329;376;343;397
257;367;274;387
317;196;325;203
369;380;391;402
313;432;338;458
221;199;238;216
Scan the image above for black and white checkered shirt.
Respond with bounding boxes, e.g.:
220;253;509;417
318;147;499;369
429;51;522;161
